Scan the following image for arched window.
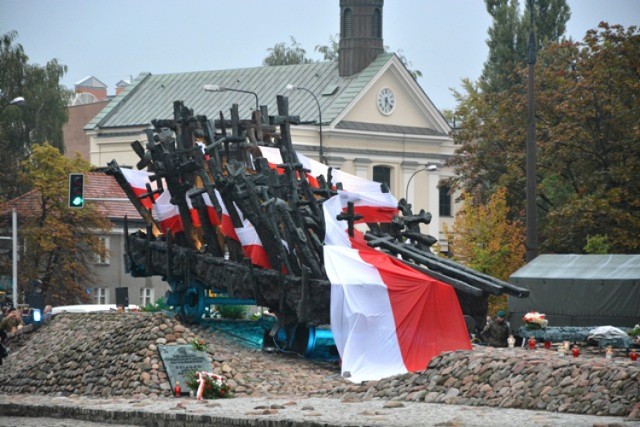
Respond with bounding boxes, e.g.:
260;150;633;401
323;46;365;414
343;8;353;38
373;8;382;38
373;165;392;192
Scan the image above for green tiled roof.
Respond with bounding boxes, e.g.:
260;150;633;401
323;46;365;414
85;53;394;131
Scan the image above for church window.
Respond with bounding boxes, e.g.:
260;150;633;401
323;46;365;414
373;8;382;38
343;8;353;38
373;165;392;192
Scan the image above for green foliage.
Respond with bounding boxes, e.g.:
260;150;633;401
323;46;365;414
263;36;313;66
142;296;170;312
481;0;570;93
16;144;111;306
190;338;207;352
583;235;611;255
451;188;526;281
215;304;247;320
0;30;71;202
448;23;640;253
315;34;339;61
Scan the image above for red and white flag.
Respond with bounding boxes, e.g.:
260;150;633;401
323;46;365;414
153;189;202;234
202;192;221;227
259;146;398;222
154;189;184;234
120;168;158;209
213;189;272;269
323;192;471;383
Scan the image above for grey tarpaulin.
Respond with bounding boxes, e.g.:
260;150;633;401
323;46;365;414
508;254;640;329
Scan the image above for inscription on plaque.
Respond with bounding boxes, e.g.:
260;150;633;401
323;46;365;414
158;345;211;392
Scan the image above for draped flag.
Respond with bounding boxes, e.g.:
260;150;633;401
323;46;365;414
154;189;184;234
153;189;202;234
120;168;157;209
258;146;399;221
213;189;271;269
323;192;471;383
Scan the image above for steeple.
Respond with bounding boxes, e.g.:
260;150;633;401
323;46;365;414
339;0;384;77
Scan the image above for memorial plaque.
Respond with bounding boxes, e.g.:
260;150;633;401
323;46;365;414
158;345;211;392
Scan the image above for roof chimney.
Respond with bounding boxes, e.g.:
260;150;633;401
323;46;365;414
338;0;384;77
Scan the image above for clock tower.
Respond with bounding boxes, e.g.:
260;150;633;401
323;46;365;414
339;0;384;77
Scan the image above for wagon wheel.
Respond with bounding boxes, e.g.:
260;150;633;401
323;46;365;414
179;286;205;324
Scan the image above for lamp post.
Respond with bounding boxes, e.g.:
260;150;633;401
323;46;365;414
0;96;25;115
286;84;324;164
0;97;24;307
203;84;259;112
405;164;437;204
525;0;538;262
0;209;18;308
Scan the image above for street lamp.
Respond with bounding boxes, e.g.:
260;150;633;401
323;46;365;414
203;84;259;112
286;84;324;164
0;96;25;115
405;164;437;203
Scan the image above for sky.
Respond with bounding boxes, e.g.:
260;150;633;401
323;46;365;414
1;0;638;112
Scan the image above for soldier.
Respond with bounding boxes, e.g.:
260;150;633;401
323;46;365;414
481;310;510;347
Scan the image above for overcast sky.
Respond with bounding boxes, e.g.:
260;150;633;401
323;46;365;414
1;0;638;111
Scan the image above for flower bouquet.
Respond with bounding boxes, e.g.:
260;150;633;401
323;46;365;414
523;312;548;330
190;338;207;352
185;371;232;399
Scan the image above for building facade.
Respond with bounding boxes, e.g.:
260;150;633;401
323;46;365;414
84;1;460;251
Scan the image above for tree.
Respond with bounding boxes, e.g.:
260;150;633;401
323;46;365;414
450;188;526;316
263;36;313;66
16;144;111;306
481;0;570;93
451;188;526;281
315;34;340;61
449;23;640;253
0;30;71;202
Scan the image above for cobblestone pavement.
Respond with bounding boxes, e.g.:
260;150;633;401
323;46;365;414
0;394;637;426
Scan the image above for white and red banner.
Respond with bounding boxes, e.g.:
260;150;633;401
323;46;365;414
258;146;398;222
121;168;158;209
323;192;471;383
213;189;272;269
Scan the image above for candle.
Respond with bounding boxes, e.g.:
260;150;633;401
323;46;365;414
544;340;551;349
572;345;580;358
605;346;613;359
174;381;181;397
507;335;515;348
630;349;638;361
528;337;536;350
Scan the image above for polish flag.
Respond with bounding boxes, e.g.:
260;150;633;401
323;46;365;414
120;168;158;209
258;146;398;221
323;192;471;383
201;193;221;227
235;222;271;269
258;146;322;188
213;189;273;269
154;189;202;234
154;189;183;234
213;190;239;241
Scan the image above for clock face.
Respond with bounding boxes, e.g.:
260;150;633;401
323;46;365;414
377;87;396;115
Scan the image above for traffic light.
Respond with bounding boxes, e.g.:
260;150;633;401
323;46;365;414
68;173;84;208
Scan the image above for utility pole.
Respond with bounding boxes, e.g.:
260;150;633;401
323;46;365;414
525;0;538;262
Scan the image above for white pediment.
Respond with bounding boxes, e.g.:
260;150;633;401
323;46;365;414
333;55;451;135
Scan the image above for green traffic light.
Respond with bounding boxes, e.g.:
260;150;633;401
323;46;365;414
71;196;84;207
